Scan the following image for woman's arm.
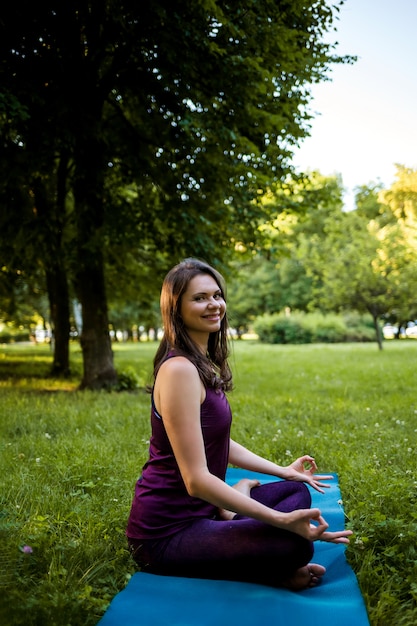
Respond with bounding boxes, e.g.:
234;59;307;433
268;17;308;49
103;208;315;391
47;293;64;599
228;439;289;476
154;359;351;544
228;439;333;493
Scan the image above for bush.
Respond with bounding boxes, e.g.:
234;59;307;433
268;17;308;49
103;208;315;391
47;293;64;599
253;311;376;344
253;313;312;344
301;312;346;343
0;329;30;344
342;312;375;342
116;366;142;391
0;331;13;344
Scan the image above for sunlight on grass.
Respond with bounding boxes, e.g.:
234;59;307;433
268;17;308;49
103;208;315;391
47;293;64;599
1;340;416;625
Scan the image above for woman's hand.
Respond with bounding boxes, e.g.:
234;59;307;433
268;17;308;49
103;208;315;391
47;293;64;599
283;455;333;493
284;508;352;544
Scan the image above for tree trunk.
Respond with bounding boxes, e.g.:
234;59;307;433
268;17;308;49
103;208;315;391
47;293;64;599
72;137;118;390
77;261;117;390
66;62;120;389
33;174;71;375
45;265;71;376
371;313;384;350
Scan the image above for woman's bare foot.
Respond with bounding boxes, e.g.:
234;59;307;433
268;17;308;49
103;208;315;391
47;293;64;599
283;563;326;591
218;478;261;520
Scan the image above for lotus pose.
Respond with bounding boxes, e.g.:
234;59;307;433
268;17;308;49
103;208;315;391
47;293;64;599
126;258;352;590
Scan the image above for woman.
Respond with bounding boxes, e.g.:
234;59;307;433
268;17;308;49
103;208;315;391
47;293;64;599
126;258;352;590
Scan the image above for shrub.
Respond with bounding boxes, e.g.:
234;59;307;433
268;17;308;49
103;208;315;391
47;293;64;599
253;311;377;344
0;330;13;344
253;313;312;344
0;329;30;344
342;312;375;342
116;366;142;391
303;312;347;343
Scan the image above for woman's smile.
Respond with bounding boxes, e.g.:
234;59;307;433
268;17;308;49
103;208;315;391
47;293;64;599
180;274;226;340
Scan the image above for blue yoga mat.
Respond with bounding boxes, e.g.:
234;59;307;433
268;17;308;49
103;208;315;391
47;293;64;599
98;469;369;626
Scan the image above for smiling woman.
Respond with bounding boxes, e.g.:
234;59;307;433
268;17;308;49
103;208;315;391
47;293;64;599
178;273;225;343
126;257;352;591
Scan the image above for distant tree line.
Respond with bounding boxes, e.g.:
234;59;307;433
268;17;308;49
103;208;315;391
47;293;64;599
3;162;417;355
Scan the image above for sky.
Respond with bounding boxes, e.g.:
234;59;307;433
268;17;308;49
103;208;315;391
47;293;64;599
292;0;417;210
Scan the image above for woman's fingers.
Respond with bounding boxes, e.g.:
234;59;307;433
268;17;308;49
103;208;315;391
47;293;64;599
320;529;353;544
311;474;334;480
308;511;352;543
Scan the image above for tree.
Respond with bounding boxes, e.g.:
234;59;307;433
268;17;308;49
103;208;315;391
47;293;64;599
306;206;417;349
227;255;282;336
224;172;345;335
0;1;352;387
378;166;417;331
381;165;417;222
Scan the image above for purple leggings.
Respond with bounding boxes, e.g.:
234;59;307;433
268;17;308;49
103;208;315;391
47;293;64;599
128;480;314;587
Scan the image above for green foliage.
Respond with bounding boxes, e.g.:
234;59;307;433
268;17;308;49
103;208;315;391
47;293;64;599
254;312;312;344
303;311;347;342
0;0;355;387
115;366;142;392
253;311;376;344
1;341;417;624
342;311;376;342
303;197;417;350
0;329;30;344
0;0;353;278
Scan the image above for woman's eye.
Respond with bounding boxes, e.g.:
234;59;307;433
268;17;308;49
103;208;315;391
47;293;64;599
194;293;222;301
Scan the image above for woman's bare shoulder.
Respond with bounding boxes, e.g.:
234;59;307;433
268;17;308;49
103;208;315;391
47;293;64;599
158;354;198;378
155;355;203;405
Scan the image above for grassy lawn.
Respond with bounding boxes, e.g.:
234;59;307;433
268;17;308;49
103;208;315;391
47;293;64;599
1;340;416;625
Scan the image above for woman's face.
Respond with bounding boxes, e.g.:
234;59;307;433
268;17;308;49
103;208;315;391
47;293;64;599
179;273;226;341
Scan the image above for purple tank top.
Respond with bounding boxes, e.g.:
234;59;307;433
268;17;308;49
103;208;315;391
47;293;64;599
126;362;232;540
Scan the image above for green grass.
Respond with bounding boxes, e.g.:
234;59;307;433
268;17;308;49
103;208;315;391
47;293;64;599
1;340;417;625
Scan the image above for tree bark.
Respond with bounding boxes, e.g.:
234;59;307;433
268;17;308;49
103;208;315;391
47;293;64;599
72;136;118;390
77;260;117;390
33;175;71;375
45;265;71;376
371;312;384;351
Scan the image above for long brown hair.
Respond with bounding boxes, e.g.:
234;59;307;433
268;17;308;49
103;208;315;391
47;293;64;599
152;258;233;391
